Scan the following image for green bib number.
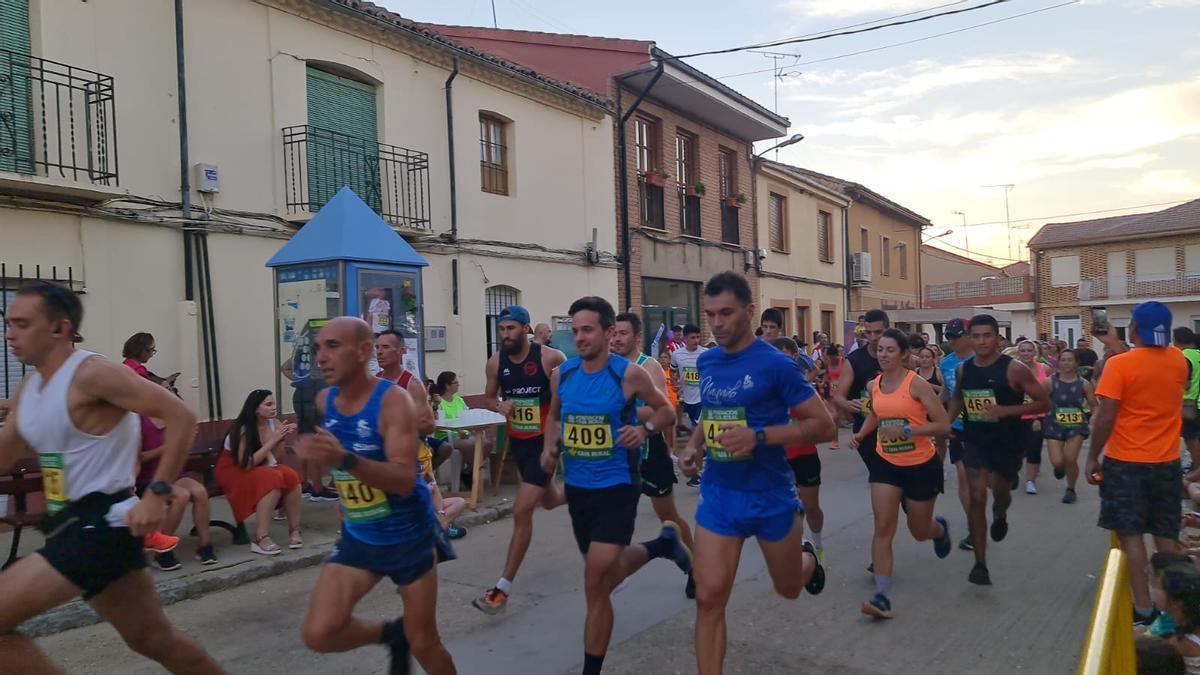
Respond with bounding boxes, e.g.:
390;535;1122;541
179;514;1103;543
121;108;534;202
682;367;700;386
509;397;542;434
330;468;391;522
563;414;613;459
962;388;997;423
39;453;68;515
878;419;915;454
703;407;750;462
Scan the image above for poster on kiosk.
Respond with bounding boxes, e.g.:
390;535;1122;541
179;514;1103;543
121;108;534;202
266;187;428;428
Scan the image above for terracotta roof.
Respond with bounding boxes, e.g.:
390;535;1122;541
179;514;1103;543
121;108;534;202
1000;261;1030;277
767;162;931;228
317;0;609;109
1028;198;1200;249
920;244;1001;271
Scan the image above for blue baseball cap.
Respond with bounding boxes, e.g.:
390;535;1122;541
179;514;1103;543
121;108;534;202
497;305;530;327
1131;301;1172;347
795;352;816;374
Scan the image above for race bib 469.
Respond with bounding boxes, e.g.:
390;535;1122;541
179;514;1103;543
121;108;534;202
962;388;997;423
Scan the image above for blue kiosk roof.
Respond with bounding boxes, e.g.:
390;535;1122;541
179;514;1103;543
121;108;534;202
266;187;428;268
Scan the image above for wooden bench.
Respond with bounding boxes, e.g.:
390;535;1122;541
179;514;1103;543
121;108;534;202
0;458;47;568
183;441;250;546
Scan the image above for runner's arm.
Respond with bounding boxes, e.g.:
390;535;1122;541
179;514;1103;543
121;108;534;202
0;380;34;473
768;394;836;447
997;361;1050;418
541;367;562;461
910;376;951;438
832;361;859;416
405;377;436;437
482;355;504;414
620;365;675;449
76;358;196;485
637;358;669;423
353;386;418;496
947;364;966;423
851;383;879;445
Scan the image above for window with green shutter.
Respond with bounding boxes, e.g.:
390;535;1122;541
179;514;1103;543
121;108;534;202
305;67;379;211
0;0;33;174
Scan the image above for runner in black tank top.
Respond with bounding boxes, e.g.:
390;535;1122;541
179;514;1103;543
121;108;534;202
948;314;1048;586
476;306;567;616
834;311;890;475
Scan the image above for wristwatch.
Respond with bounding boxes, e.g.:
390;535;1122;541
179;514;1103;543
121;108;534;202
643;420;657;434
340;452;359;471
148;480;172;497
755;428;768;445
902;426;913;440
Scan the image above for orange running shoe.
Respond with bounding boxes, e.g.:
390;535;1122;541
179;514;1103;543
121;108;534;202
472;587;509;615
830;441;840;449
143;531;180;554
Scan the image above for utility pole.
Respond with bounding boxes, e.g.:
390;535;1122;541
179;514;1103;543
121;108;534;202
952;210;969;255
490;0;498;28
983;184;1015;259
750;50;800;160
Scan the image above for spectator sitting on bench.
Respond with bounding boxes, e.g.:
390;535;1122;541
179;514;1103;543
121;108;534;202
215;389;302;556
138;409;217;570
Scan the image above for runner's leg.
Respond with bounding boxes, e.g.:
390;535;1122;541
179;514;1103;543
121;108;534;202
582;542;624;664
796;485;823;547
649;496;695;553
966;467;990;565
991;470;1014;524
869;484;902;578
0;554;83;673
87;569;225;674
540;478;566;510
397;566;456;675
301;564;384;653
693;527;744;675
1046;439;1065;477
501;482;545;583
902;496;941;541
1063;437;1084;491
757;514;816;599
955;462;970;521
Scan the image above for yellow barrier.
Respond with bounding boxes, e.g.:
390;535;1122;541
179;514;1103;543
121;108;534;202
1078;538;1137;674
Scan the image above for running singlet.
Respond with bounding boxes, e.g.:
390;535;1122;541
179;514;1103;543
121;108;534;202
499;342;552;439
16;349;140;527
323;379;434;546
558;355;638;489
939;352;972;432
959;354;1023;447
1043;375;1088;436
868;371;935;466
698;339;815;491
671;347;705;405
846;347;881;433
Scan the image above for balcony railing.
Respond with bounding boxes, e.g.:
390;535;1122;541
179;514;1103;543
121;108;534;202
638;175;665;230
0;49;118;185
282;125;430;230
678;186;701;237
721;202;740;245
1079;274;1200;301
925;275;1034;308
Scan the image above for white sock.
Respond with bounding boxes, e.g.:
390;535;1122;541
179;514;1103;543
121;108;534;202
496;578;512;595
811;531;822;549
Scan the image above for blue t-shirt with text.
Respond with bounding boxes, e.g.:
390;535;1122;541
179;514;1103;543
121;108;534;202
698;339;815;491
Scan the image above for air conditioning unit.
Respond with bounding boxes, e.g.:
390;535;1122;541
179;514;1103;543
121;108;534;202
1077;279;1092;301
851;252;873;284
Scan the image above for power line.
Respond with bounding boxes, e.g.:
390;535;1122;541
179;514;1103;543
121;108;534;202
771;0;973;42
709;0;1078;82
928;239;1026;263
947;199;1193;229
667;0;1011;60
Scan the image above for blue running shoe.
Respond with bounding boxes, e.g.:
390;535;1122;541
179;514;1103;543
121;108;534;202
861;593;893;620
660;521;693;574
803;541;826;595
933;516;952;559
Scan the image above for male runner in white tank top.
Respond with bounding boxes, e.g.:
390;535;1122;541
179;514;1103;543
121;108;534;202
0;282;224;673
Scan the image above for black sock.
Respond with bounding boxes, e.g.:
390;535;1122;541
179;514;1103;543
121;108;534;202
583;652;605;675
380;617;407;646
642;536;672;560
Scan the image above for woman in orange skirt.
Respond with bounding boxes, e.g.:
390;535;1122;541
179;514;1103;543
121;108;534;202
215;389;302;555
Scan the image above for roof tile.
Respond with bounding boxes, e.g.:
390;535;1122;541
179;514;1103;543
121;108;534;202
1028;198;1200;249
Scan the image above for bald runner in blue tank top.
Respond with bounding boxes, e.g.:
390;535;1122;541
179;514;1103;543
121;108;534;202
696;338;817;541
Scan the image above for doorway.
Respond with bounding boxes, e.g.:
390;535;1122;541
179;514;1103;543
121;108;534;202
1053;314;1082;346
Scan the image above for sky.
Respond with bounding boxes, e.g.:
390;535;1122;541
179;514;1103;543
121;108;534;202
381;0;1200;266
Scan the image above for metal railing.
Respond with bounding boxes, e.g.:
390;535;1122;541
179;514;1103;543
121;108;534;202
1079;274;1200;301
1077;534;1135;674
638;175;665;230
1;263;79;399
678;186;701;237
721;202;740;245
925;276;1034;305
480;138;507;195
282;125;430;230
0;49;118;185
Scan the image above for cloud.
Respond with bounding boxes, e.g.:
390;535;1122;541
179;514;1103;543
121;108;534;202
1147;0;1200;7
783;0;950;18
1135;169;1200;195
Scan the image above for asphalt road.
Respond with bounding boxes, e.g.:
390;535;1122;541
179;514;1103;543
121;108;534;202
36;433;1109;674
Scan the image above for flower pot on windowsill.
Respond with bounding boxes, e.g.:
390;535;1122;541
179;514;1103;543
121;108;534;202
724;197;741;209
685;186;700;198
644;173;667;188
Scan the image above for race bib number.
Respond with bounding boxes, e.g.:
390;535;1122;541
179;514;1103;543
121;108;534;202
878;419;915;454
330;468;391;522
1055;407;1085;427
682;367;700;386
703;407;750;462
962;388;997;423
509;397;542;434
859;393;872;415
39;453;68;515
563;414;613;459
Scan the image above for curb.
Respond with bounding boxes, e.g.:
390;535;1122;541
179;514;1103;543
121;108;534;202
22;500;515;638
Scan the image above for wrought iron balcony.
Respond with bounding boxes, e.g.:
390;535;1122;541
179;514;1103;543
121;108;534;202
0;49;118;185
282;125;431;230
925;275;1034;308
678;186;701;237
637;174;665;230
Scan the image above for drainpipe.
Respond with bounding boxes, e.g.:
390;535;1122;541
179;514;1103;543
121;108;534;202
617;59;665;311
843;197;853;316
445;55;459;241
174;0;193;301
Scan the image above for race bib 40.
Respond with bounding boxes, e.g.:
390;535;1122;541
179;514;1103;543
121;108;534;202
330;468;391;523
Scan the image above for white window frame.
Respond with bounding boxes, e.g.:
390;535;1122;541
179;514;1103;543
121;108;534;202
1185;245;1200;279
1049;255;1080;287
1134;246;1175;283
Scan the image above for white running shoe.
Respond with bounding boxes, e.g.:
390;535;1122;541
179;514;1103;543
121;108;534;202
1025;480;1037;495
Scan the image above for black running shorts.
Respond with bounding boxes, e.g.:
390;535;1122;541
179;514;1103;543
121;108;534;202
788;454;822;488
39;522;146;600
868;455;944;502
510;436;550;488
961;440;1023;482
1019;419;1044;465
947;433;965;464
640;434;677;498
565;484;639;555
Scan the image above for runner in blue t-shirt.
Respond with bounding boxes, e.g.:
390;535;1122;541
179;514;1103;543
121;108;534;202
937;317;975;551
677;273;836;675
538;296;692;675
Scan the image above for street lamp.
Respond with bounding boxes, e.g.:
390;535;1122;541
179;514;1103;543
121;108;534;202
952;210;969;253
756;133;805;158
923;229;954;241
